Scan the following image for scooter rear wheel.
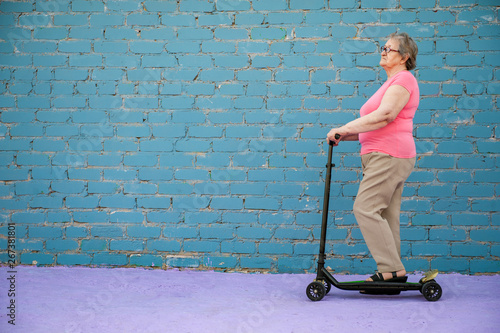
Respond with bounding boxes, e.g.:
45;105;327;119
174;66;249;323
323;280;331;295
306;281;326;301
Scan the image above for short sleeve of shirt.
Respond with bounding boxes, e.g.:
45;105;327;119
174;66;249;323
390;71;417;95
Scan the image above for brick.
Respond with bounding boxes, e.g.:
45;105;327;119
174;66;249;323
452;244;488;257
0;1;33;12
130;254;163;267
29;196;63;209
73;211;108;223
250;0;285;10
412;242;450;256
159;153;194;167
173;196;210;210
430;229;467;241
52;180;87;194
46;239;79;251
437;171;472;183
210;197;243;210
251;28;287;40
434;199;469;212
470;229;500;242
34;27;69;40
417;155;455;169
22;41;57;53
236;226;271;239
166;257;200;268
92;253;128;266
259;243;293;255
57;254;92;266
21;253;55;266
72;0;104;12
221;240;255;254
66;226;88;238
184;83;215;96
215;28;248;40
412;213;449;226
184;240;220;252
215;0;250;10
470;260;500;274
162;226;198;238
200;226;234;239
0;27;31;42
159;182;192;195
146;212;182;224
0;15;15;27
274;228;310;240
398;226;427;241
193;181;228;196
401;199;432;212
239;42;268;54
452;214;490;226
340;68;376;81
69;27;103;39
332;243;369;256
342;10;379;24
472;199;500;213
46;212;70;223
127;14;160;26
245;197;280;210
235;13;264;25
100;195;136;209
29;226;62;239
458;9;495;22
58;41;91;53
137;197;171;209
91;226;124;238
418;185;454;197
110;240;144;251
179;0;215;12
418;69;454;81
230;183;266;196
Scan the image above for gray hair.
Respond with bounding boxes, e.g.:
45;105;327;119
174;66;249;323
389;32;418;71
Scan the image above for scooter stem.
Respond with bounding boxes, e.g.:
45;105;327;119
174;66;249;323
317;141;335;273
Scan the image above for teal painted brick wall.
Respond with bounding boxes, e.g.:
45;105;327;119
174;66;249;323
0;0;499;274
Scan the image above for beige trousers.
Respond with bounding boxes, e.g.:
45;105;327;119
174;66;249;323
353;152;415;273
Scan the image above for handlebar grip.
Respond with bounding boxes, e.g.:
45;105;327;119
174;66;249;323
329;133;341;146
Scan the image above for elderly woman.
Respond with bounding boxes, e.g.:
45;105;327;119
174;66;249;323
327;32;419;286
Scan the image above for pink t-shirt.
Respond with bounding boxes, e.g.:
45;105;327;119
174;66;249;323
358;70;419;158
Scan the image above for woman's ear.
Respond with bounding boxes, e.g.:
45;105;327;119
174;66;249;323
401;54;410;65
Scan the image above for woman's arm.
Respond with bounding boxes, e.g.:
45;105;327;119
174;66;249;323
327;85;410;143
340;134;359;141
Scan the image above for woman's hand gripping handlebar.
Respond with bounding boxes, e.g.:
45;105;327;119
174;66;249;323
327;133;341;146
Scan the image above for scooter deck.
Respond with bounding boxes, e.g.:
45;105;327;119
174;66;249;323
319;268;437;292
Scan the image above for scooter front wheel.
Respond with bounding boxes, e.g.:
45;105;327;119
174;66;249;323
306;281;326;301
421;281;442;302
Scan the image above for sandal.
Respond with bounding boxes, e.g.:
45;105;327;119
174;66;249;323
368;271;408;283
360;272;408;295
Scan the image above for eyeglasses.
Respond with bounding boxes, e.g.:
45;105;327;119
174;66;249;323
380;46;400;54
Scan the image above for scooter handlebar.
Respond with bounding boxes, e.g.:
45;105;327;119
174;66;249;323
329;134;341;146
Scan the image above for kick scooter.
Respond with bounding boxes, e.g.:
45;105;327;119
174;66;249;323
306;140;442;302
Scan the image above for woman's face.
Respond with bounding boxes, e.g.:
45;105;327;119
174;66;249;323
379;38;405;70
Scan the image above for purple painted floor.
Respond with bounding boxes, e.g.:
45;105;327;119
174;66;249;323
1;266;499;333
